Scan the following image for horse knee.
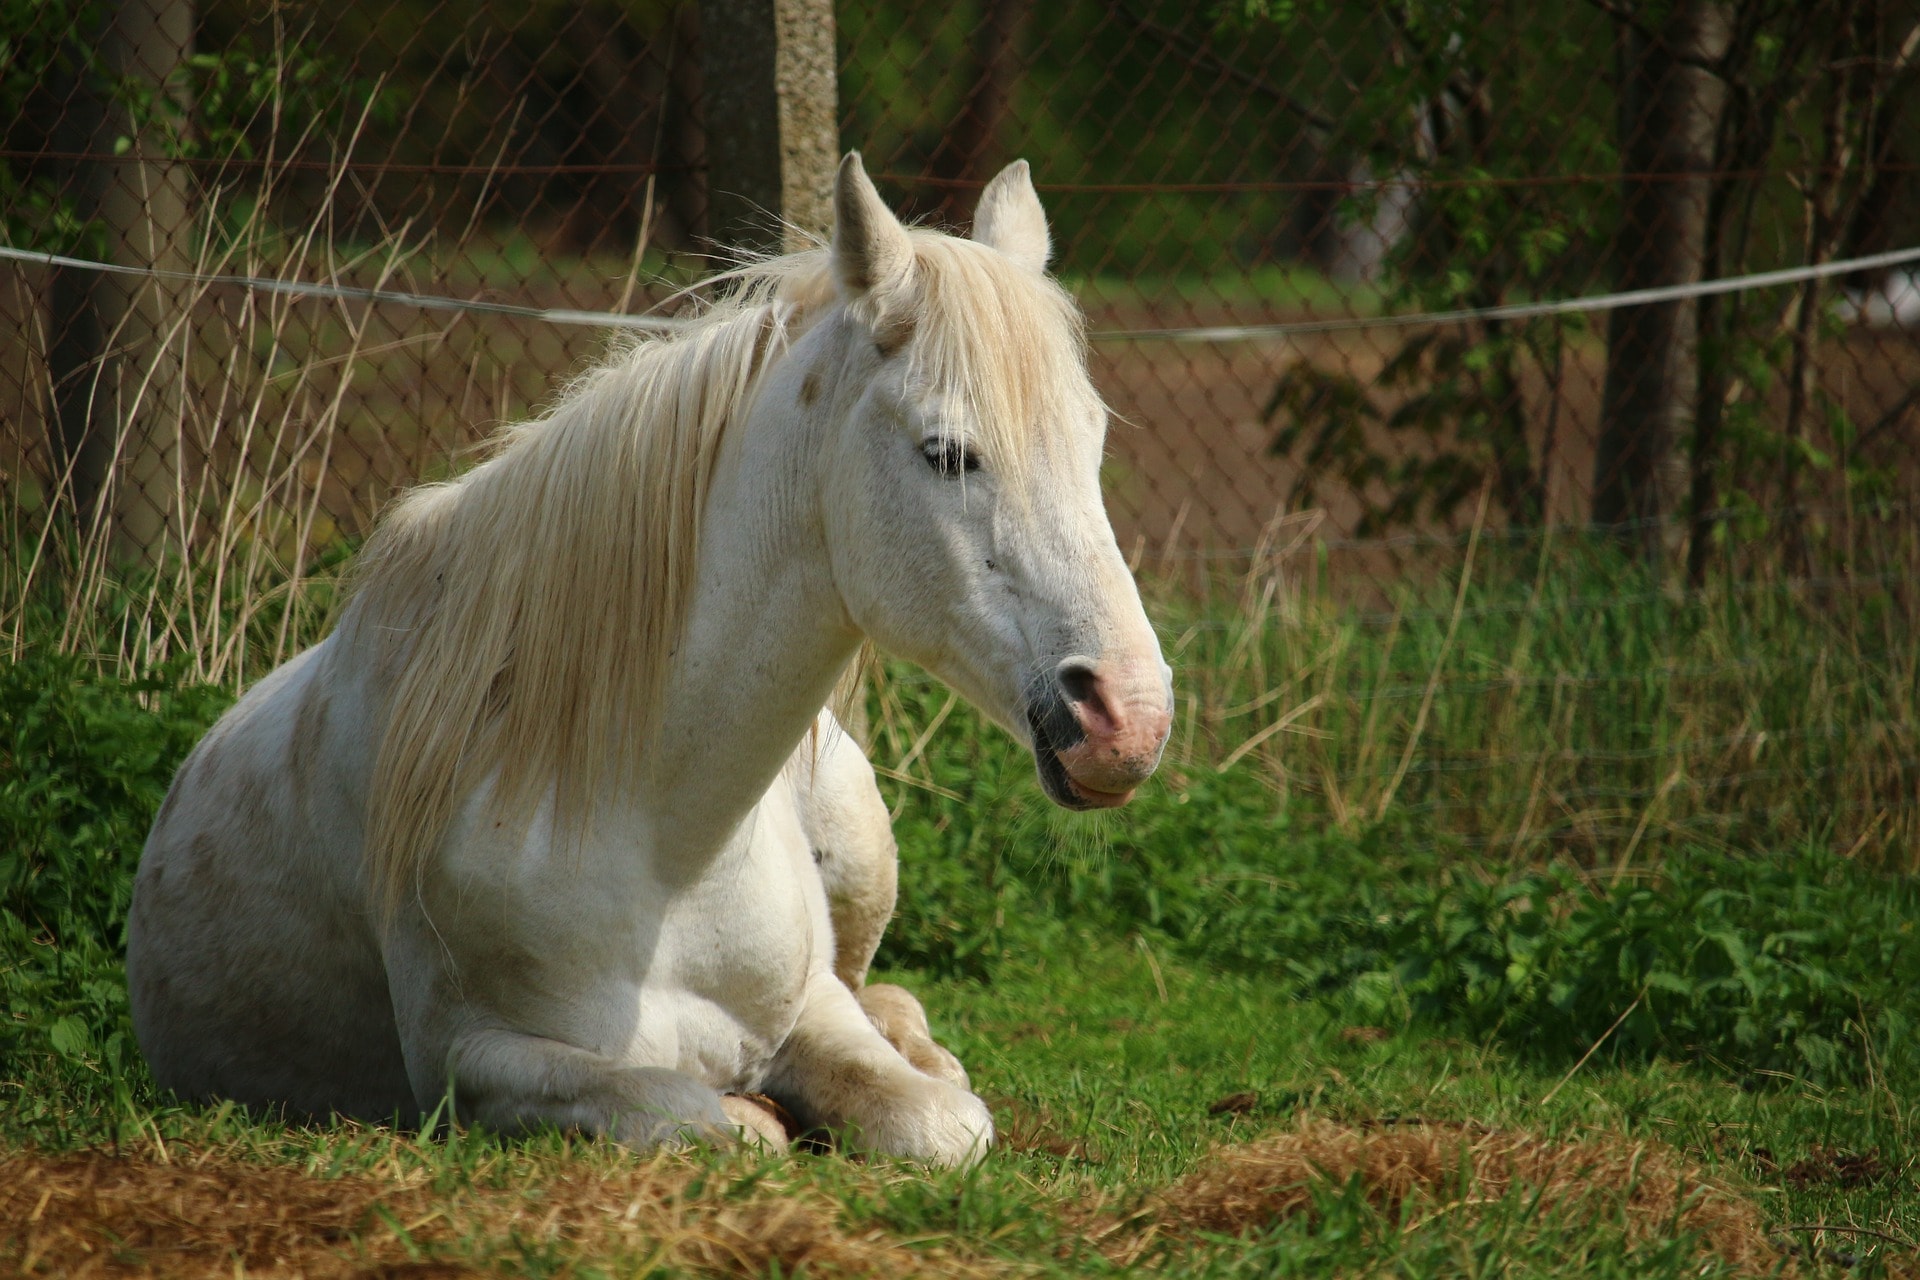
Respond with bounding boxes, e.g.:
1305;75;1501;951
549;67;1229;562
446;1031;731;1149
605;1066;735;1148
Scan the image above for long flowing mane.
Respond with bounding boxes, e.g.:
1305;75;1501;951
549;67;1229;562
346;235;1091;916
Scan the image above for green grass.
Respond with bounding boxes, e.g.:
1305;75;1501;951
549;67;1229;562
5;540;1919;1274
7;941;1916;1274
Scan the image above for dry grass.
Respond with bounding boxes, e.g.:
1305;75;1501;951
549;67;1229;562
0;1141;988;1278
1124;1118;1780;1273
2;1118;1808;1278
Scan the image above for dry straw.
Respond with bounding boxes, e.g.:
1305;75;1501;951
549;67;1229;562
3;1118;1808;1278
1134;1118;1779;1274
0;1142;988;1279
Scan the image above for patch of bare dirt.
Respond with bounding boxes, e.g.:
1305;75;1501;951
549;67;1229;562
985;1097;1103;1164
1771;1147;1897;1191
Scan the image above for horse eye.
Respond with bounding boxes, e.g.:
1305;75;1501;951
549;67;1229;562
921;437;981;476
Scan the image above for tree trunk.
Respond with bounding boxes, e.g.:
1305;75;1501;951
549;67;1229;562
699;0;839;253
44;0;194;565
934;0;1030;226
1592;0;1731;565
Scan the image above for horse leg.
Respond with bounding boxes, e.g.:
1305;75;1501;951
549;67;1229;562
795;717;898;991
444;1028;735;1149
766;973;993;1167
795;720;974;1090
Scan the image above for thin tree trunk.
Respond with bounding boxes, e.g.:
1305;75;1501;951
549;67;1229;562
1685;0;1830;584
44;0;194;565
935;0;1030;225
1782;0;1868;578
1459;68;1543;528
1592;0;1731;566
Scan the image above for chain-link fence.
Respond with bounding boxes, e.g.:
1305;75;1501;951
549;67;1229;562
7;0;1918;571
3;1;1917;861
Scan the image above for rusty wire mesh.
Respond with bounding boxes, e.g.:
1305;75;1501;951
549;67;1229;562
4;0;710;567
2;0;1916;568
2;1;1918;862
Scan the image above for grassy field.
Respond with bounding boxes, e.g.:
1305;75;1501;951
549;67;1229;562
4;535;1919;1276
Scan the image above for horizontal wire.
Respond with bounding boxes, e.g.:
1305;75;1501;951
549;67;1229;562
1337;744;1918;788
1090;244;1920;342
1167;569;1912;631
1285;659;1907;703
1385;798;1910;851
0;244;682;332
1157;499;1920;560
10;153;1900;186
1288;727;1917;785
6;241;1918;347
1374;788;1915;824
1292;766;1918;811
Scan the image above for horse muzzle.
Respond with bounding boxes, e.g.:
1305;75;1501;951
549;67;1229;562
1026;657;1173;810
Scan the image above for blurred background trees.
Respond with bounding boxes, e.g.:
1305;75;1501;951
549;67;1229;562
3;0;1917;577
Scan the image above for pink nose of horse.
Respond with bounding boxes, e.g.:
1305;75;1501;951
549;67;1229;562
1052;657;1173;807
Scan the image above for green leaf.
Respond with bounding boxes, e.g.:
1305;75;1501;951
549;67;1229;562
47;1014;90;1061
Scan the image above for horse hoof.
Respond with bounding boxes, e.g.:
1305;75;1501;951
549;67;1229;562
721;1093;797;1153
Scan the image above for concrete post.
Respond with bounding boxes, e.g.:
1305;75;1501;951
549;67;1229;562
700;0;838;254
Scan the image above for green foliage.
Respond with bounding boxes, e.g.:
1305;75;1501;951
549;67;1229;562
1266;321;1583;534
882;685;1920;1089
0;1;96;254
871;542;1920;1089
1351;850;1919;1086
0;4;374;256
0;644;229;1122
1237;0;1612;532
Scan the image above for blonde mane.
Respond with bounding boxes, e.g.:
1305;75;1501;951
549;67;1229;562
348;234;1091;916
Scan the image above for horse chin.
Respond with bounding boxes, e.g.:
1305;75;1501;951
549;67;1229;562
1034;745;1135;810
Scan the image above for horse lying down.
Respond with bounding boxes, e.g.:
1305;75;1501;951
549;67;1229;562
126;153;1172;1167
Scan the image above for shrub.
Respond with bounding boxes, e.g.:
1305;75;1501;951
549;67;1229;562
0;647;228;1118
877;681;1920;1088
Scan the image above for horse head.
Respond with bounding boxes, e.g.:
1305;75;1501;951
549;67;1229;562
811;154;1173;809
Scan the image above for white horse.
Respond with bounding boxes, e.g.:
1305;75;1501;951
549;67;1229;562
126;154;1173;1167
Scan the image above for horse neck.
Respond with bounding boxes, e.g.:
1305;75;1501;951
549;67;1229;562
636;345;859;869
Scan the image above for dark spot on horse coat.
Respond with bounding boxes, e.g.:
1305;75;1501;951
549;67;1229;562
181;832;244;912
748;311;781;368
799;372;822;406
873;314;917;358
292;687;331;751
287;689;331;814
238;770;270;830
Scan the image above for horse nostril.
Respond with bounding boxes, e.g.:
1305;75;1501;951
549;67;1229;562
1057;659;1099;708
1055;658;1121;741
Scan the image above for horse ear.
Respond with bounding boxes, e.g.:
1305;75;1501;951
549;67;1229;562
832;152;914;304
972;160;1050;273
